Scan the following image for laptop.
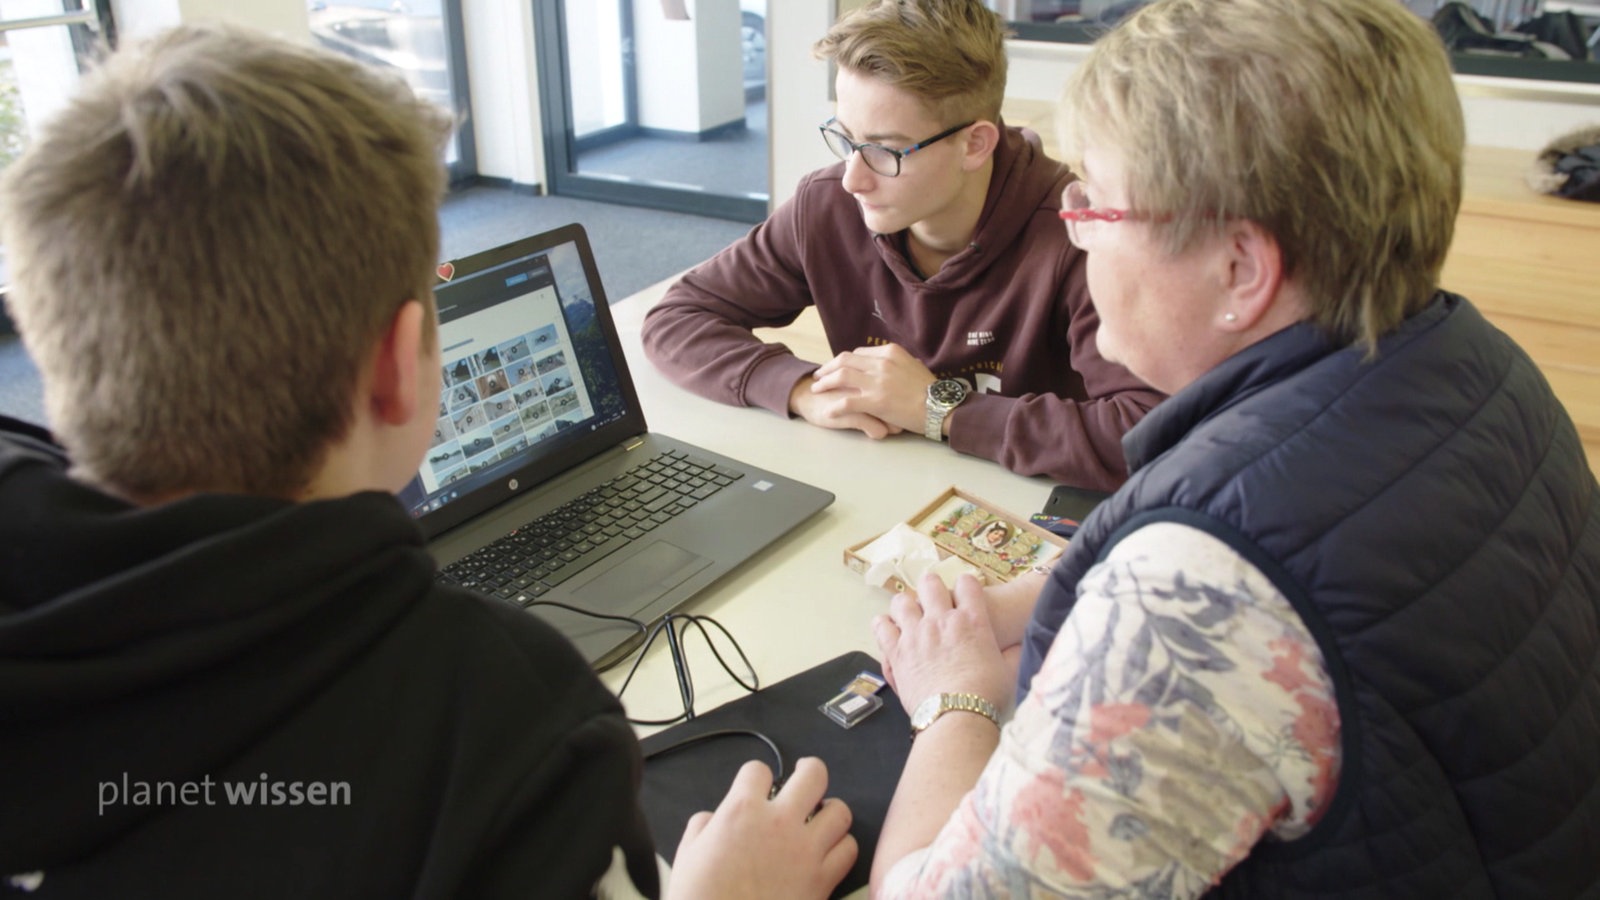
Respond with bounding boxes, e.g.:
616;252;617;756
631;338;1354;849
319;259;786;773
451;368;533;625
399;223;834;668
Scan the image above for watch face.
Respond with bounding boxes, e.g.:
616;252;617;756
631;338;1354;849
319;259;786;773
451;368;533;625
929;379;967;408
911;694;942;731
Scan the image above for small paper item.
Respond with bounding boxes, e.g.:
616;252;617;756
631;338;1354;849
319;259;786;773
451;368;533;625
853;522;981;591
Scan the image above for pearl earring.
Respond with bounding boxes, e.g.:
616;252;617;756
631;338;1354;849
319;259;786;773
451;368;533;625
1223;312;1238;323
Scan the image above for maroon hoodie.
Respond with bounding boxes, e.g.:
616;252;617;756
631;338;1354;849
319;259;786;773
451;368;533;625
641;127;1162;490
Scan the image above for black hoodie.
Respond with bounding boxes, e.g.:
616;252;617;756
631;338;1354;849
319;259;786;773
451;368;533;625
0;418;658;898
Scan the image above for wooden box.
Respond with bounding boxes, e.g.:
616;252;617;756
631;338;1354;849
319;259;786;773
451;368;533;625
843;486;1068;593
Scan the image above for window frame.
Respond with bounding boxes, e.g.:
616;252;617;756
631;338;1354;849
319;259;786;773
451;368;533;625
0;0;117;336
0;1;113;43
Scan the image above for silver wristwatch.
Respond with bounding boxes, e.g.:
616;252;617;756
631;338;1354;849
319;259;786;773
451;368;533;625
924;378;969;441
910;692;1000;738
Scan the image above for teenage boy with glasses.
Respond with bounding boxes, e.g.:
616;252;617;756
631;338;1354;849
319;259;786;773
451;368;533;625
641;0;1161;491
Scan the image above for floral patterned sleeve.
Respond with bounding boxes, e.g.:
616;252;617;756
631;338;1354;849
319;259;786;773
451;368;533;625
879;521;1341;898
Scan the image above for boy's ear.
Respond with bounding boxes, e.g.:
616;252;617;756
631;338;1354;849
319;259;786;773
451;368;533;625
369;300;427;427
962;120;1002;171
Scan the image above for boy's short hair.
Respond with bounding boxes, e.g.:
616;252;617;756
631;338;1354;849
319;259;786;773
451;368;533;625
0;23;453;499
814;0;1008;126
1060;0;1464;350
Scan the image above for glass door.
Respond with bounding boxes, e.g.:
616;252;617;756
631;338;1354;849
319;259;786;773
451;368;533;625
535;0;768;223
307;0;475;180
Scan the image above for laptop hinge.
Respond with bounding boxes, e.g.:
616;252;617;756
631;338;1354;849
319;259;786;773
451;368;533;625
623;436;646;452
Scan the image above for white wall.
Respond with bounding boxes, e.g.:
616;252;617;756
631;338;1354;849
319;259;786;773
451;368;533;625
1455;75;1600;152
633;0;745;134
565;2;623;136
461;0;544;188
767;3;840;207
691;0;746;132
634;0;702;132
112;0;308;40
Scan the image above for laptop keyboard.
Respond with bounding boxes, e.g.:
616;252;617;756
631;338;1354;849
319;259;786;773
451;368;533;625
436;449;743;605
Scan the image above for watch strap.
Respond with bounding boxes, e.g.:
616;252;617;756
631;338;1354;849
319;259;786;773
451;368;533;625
923;379;968;442
912;692;1000;738
923;403;949;442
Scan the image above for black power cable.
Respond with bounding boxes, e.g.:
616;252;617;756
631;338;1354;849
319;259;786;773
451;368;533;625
523;600;785;783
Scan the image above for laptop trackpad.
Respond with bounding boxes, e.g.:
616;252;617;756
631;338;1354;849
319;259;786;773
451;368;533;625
575;541;711;613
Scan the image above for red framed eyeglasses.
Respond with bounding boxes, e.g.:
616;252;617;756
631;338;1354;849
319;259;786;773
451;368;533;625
1057;180;1149;249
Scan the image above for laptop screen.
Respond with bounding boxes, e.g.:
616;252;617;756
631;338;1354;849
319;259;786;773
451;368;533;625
397;227;639;525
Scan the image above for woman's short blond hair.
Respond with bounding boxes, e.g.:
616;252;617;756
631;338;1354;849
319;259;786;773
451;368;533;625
814;0;1008;125
1061;0;1464;349
0;23;453;499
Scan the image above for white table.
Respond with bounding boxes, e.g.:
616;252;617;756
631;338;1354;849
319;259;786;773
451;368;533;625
598;277;1057;721
599;276;1058;895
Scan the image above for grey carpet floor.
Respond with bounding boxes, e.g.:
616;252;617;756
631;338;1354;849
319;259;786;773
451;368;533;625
0;192;754;427
575;99;769;200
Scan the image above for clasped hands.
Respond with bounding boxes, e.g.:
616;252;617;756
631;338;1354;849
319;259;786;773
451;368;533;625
788;342;934;439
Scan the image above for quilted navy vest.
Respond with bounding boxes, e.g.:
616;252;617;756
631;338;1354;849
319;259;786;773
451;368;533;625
1018;294;1600;897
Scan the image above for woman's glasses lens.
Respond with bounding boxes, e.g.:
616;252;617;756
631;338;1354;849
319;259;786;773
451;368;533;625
1065;180;1089;211
1063;181;1090;247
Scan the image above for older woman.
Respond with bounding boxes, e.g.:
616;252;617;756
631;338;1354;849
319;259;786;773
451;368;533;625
870;0;1600;896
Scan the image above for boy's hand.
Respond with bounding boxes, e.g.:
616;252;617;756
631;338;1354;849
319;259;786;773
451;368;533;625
789;374;900;439
810;343;936;435
667;758;858;900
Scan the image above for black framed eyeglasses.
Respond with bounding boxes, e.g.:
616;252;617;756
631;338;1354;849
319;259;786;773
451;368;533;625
818;117;975;177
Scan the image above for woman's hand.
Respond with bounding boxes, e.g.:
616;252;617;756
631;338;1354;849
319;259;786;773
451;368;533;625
873;573;1013;718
